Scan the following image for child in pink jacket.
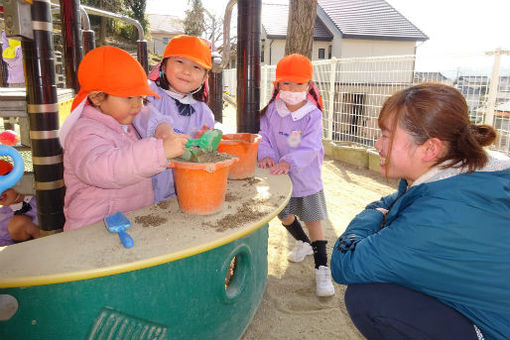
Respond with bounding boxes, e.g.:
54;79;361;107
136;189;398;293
59;46;188;231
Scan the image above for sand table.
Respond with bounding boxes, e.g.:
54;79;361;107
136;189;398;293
0;168;291;287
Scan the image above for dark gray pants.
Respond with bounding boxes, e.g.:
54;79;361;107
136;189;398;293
345;283;482;340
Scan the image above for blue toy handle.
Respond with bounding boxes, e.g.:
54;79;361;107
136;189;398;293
0;145;24;194
118;229;134;248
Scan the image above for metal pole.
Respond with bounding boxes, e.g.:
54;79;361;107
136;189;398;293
236;0;261;133
79;6;95;54
59;0;83;91
209;51;224;123
209;72;223;123
24;0;65;234
260;64;267;107
327;57;336;140
137;41;148;74
79;4;148;73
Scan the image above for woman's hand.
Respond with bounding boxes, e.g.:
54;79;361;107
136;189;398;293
376;208;388;215
376;208;388;229
270;161;290;175
258;157;275;169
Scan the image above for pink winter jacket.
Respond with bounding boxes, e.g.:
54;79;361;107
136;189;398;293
62;105;168;231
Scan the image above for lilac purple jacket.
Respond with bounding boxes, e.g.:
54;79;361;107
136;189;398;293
0;196;37;246
133;81;215;203
257;99;324;197
1;30;24;84
62;105;169;231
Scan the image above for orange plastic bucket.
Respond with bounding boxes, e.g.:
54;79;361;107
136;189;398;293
217;133;262;179
169;157;238;215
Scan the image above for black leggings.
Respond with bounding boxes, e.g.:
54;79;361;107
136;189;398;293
345;283;482;340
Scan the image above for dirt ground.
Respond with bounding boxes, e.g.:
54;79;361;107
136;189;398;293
241;157;398;340
218;103;398;339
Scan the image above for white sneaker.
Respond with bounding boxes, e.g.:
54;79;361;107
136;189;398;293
288;240;314;263
315;266;335;297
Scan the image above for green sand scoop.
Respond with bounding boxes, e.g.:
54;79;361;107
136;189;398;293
180;129;223;161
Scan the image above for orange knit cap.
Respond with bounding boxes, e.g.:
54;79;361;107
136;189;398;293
71;46;159;110
275;54;313;83
0;160;13;176
163;35;211;70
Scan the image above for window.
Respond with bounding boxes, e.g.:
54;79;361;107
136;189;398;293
162;37;170;45
318;48;325;59
261;41;265;63
328;45;332;59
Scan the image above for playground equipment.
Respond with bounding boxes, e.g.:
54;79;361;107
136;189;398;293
170;155;238;215
218;133;262;179
0;144;24;193
0;169;291;340
180;128;223;162
0;0;280;339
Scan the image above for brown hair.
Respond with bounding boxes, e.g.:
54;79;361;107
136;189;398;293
379;82;497;173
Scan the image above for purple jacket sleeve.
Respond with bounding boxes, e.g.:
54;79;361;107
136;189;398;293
133;103;175;138
257;112;279;162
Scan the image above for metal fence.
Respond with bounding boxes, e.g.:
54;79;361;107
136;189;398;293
223;50;510;154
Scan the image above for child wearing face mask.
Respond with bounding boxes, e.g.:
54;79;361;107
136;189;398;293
59;46;188;231
257;54;334;297
133;35;215;203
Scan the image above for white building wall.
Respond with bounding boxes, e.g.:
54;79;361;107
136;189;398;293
262;39;287;65
340;39;416;58
312;41;333;61
262;40;333;65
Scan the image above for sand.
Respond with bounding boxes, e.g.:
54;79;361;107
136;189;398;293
241;157;398;340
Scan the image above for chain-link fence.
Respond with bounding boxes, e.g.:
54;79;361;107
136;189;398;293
223;50;510;154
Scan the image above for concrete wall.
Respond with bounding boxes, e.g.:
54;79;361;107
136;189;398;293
323;140;381;173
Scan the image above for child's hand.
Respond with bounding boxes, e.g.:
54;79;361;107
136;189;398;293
162;133;189;159
258;157;275;169
155;123;174;139
193;124;209;138
270;161;290;175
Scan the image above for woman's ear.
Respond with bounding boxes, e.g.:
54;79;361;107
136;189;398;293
87;91;106;106
422;137;443;162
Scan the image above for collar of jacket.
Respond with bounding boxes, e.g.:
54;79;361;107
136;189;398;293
81;104;135;135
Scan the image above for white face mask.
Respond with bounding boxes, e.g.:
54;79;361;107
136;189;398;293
279;90;307;106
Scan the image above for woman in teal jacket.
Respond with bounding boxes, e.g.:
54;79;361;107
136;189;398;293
331;83;510;340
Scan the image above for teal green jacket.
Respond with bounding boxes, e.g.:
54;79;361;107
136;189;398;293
331;151;510;340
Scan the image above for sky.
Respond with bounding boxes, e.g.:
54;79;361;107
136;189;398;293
145;0;510;75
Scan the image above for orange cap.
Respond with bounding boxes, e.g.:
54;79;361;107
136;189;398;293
0;160;13;176
275;54;313;83
163;35;211;70
71;46;159;110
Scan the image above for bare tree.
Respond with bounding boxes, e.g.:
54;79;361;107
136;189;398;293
284;0;318;58
184;0;206;37
203;11;223;50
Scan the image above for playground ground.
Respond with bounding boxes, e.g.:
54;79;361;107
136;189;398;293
220;103;398;339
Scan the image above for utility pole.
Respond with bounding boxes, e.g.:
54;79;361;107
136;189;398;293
484;48;510;126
